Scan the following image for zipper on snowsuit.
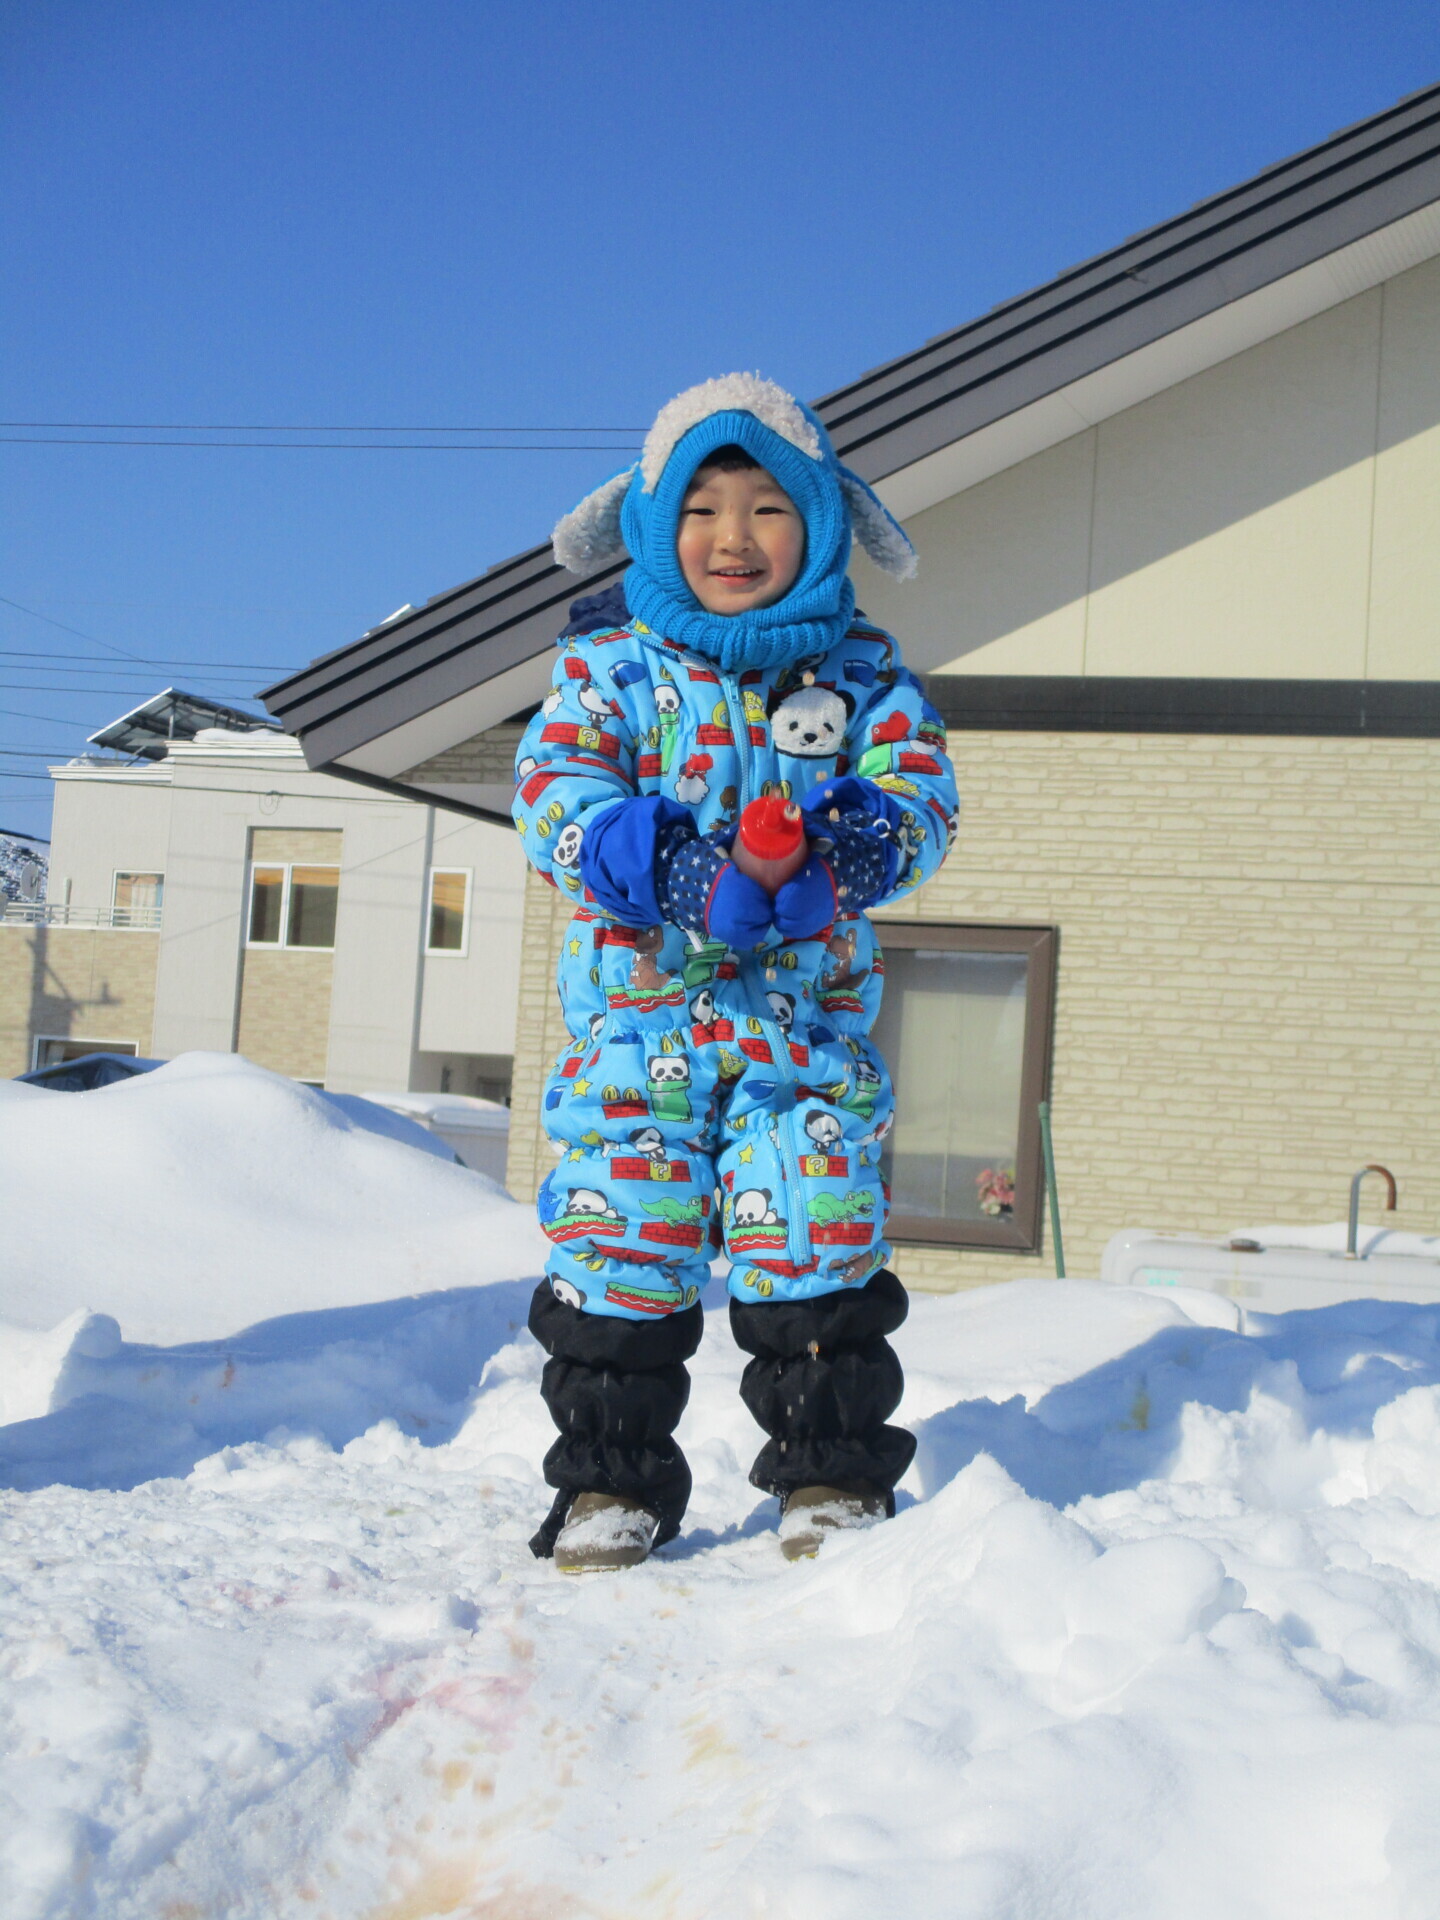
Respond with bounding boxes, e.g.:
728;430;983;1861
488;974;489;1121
737;952;813;1271
720;670;813;1271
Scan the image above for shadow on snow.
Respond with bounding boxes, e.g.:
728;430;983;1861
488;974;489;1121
911;1297;1440;1508
0;1280;541;1495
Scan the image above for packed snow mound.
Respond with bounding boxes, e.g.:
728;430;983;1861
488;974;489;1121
9;1277;1440;1916
0;1051;546;1345
0;831;46;902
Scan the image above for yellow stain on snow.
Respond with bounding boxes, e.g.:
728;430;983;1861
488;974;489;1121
681;1714;742;1773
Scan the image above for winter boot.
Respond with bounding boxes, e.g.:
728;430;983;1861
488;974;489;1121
778;1483;887;1561
730;1267;915;1539
526;1280;704;1560
553;1492;659;1573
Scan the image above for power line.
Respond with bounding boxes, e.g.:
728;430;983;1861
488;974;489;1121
0;436;641;450
0;684;270;698
0;661;268;678
0;419;645;432
0;650;299;670
0;705;105;727
0;668;270;691
0;594;146;662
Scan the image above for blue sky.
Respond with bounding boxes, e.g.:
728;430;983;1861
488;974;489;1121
2;0;1437;827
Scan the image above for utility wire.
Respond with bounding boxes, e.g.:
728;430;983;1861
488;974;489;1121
0;594;147;662
0;689;269;701
0;436;641;450
0;666;271;685
0;420;645;432
0;705;101;727
0;649;299;670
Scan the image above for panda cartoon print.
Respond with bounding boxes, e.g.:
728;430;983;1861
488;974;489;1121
552;821;585;893
646;1053;692;1124
768;681;854;761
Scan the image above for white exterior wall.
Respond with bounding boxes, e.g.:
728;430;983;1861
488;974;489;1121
148;748;374;1061
46;772;173;912
48;740;528;1090
416;814;526;1059
851;255;1440;685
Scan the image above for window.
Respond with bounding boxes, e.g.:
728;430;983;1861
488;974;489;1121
426;868;471;954
112;871;163;926
870;923;1058;1252
33;1037;138;1069
246;863;339;949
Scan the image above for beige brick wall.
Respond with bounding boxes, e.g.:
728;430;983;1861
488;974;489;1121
506;732;1440;1293
505;868;576;1205
878;729;1440;1289
250;828;343;863
0;926;160;1075
235;948;334;1081
401;726;525;786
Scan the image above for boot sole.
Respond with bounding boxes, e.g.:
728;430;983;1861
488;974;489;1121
555;1545;652;1574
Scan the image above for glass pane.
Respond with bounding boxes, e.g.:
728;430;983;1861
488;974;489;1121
249;867;285;943
872;947;1029;1223
113;872;163;921
287;866;339;948
428;870;467;951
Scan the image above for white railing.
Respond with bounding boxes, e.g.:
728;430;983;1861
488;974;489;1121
0;903;163;930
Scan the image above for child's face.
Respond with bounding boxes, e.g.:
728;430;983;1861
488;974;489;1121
677;464;805;614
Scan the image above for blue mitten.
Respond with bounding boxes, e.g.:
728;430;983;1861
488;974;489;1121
660;835;773;949
580;795;695;925
771;854;839;939
794;775;904;917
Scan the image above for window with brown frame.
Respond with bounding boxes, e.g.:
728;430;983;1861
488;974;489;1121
870;923;1058;1253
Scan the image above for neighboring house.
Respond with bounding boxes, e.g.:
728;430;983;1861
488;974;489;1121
255;84;1437;1291
0;689;526;1097
0;830;48;906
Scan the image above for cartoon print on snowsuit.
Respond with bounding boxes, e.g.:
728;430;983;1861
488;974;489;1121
520;617;956;1314
514;374;959;1556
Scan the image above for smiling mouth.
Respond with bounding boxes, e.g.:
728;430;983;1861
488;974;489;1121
710;567;764;582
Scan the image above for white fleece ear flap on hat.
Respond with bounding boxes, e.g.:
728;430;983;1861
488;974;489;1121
839;470;918;580
552;466;635;575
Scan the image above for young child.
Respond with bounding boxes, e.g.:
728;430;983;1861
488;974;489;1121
513;374;958;1571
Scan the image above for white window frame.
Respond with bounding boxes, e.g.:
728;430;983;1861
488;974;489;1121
32;1036;139;1070
425;866;472;957
110;869;164;929
245;861;340;951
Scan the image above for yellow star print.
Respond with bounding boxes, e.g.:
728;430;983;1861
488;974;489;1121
567;937;581;956
738;1143;755;1164
573;1078;590;1097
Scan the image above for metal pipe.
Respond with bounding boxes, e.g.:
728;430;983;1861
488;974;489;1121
1039;1099;1065;1279
1346;1163;1397;1258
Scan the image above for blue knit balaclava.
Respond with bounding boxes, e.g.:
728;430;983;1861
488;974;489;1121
552;374;917;674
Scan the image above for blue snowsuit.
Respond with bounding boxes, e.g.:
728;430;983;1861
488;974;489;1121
514;375;958;1554
515;611;957;1317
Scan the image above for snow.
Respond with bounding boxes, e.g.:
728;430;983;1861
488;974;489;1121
7;1060;1440;1914
1235;1220;1440;1260
0;1053;538;1345
0;831;47;903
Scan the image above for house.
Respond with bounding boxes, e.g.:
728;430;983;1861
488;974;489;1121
263;86;1440;1290
0;688;526;1098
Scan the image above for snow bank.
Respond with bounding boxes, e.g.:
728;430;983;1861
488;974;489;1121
9;1062;1440;1915
8;1275;1440;1916
0;1051;546;1345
